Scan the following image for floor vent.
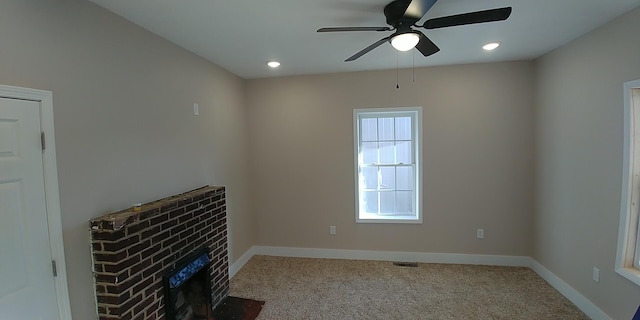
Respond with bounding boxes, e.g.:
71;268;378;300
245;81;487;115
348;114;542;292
393;262;419;267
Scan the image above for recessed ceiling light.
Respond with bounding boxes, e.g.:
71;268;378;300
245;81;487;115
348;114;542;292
483;42;501;51
267;61;281;68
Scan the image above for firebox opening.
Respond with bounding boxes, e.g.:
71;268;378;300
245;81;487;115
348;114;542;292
164;247;213;320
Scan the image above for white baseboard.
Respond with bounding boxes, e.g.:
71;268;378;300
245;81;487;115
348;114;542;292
229;246;257;279
529;260;611;320
254;246;532;266
228;246;530;277
228;246;611;320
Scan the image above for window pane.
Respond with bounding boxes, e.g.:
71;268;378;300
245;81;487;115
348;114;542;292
363;191;378;214
362;142;377;164
379;142;394;164
396;191;414;215
395;117;412;140
396;166;413;190
380;167;395;189
355;108;421;222
379;191;395;214
361;118;378;142
396;141;412;164
361;167;378;189
378;118;394;141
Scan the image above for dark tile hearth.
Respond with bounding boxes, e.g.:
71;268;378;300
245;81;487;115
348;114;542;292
212;296;265;320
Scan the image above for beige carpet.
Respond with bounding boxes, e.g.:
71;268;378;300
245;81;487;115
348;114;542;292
230;255;589;320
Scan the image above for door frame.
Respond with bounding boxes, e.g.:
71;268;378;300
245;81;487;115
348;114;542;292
0;84;72;319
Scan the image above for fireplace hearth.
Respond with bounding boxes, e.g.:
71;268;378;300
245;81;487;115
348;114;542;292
89;186;228;320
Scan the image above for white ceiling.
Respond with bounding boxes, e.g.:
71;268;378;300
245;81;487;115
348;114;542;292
89;0;640;79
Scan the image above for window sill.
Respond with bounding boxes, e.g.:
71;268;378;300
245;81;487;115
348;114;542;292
356;214;422;224
616;266;640;287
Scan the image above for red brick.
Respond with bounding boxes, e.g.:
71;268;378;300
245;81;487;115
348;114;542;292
127;220;150;234
92;229;126;241
141;226;161;240
168;207;186;219
149;213;169;226
90;187;228;318
94;250;128;263
103;235;141;252
142;263;162;278
128;240;151;256
104;255;141;273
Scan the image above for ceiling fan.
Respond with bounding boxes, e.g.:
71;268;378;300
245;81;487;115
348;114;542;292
317;0;512;62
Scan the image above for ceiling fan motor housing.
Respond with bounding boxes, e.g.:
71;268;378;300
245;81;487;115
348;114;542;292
384;0;421;27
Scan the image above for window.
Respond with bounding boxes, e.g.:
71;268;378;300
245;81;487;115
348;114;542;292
353;107;422;223
616;79;640;286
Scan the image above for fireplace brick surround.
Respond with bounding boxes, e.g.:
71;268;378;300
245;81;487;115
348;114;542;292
89;186;228;320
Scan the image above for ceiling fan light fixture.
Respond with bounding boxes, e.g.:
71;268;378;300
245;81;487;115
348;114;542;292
482;42;501;51
391;32;419;51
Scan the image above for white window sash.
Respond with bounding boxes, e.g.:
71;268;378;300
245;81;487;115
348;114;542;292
633;87;640;269
353;107;422;223
616;80;640;286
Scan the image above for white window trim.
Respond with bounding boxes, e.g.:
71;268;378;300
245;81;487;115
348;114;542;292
616;79;640;286
353;107;423;224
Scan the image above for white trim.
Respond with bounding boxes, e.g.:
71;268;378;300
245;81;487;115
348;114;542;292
530;260;611;320
616;79;640;286
353;106;423;224
229;246;257;279
230;246;611;319
254;246;530;266
0;85;72;320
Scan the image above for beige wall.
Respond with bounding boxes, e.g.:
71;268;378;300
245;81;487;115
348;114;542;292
245;61;535;256
534;6;640;320
0;0;254;319
6;0;639;318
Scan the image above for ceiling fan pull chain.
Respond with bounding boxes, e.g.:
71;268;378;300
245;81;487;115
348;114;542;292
412;49;415;83
396;51;400;89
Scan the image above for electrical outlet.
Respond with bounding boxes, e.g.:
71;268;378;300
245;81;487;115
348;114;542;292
193;103;199;116
330;226;336;235
476;228;485;239
592;267;600;283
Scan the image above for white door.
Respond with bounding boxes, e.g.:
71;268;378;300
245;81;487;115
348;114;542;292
0;97;60;319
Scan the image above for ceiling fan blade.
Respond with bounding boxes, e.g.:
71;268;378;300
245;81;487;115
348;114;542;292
414;31;440;57
317;27;391;32
421;7;512;29
345;36;391;62
403;0;438;20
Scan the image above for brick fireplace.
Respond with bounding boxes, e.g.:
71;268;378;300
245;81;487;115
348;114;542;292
89;186;228;320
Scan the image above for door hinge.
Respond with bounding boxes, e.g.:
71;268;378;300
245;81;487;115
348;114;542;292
41;131;46;150
51;260;58;277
